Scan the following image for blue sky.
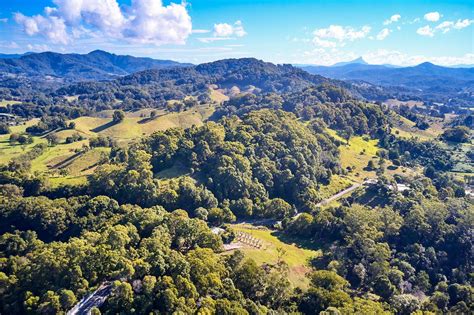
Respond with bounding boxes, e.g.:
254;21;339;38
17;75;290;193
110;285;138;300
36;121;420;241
0;0;472;65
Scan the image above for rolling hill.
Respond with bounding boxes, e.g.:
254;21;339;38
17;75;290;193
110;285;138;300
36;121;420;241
0;50;190;81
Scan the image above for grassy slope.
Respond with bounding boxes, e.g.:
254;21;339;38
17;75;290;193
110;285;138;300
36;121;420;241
228;224;322;289
391;113;443;141
0;119;47;165
0;106;214;187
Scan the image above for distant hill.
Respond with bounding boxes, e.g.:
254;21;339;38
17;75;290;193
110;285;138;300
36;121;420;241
0;53;28;59
0;50;190;81
299;62;474;100
332;57;368;67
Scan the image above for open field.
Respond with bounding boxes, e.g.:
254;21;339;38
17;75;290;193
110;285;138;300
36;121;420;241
0;106;213;187
226;223;322;289
71;105;214;142
0;100;21;107
209;88;229;103
391;113;444;141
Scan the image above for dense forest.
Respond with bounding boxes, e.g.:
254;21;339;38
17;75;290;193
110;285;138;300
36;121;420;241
0;57;472;314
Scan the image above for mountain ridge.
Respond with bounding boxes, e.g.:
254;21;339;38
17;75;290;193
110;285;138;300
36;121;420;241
0;50;191;81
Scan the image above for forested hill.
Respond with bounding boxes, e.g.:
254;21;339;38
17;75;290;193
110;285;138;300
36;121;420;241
0;50;190;81
57;58;390;107
118;58;330;91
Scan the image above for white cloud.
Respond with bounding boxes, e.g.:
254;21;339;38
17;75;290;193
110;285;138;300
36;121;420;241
192;29;211;34
311;24;370;48
198;20;246;43
313;37;337;48
0;41;19;49
0;18;8;23
376;28;391;40
27;43;51;52
416;25;434;37
213;20;246;37
453;19;474;29
14;0;193;46
424;12;441;22
14;13;69;44
314;25;371;41
383;14;401;25
433;19;473;34
124;0;192;45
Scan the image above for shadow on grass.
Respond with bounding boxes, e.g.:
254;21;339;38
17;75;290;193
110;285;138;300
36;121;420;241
271;230;323;252
50;151;84;169
90;120;116;133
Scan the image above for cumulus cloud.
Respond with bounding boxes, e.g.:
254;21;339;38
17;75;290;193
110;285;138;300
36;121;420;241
198;21;247;43
14;0;193;46
376;28;391;40
312;24;370;47
416;25;434;37
124;0;192;45
314;25;371;41
14;12;69;44
424;12;441;22
214;21;246;37
383;14;401;25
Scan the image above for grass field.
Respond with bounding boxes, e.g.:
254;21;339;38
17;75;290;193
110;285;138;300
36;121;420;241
391;113;444;141
0;119;46;165
209;88;229;103
0;106;214;187
0;100;21;107
71;105;214;142
327;129;379;181
227;224;322;288
318;174;353;200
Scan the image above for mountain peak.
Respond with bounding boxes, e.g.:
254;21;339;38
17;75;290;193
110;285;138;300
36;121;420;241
416;61;437;68
88;50;113;56
332;57;368;67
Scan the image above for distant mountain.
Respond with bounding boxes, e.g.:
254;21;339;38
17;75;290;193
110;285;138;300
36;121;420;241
0;50;190;81
332;57;368;67
299;62;474;96
0;53;31;59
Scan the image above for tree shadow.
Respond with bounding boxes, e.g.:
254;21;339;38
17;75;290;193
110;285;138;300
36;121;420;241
90;120;116;133
271;230;323;252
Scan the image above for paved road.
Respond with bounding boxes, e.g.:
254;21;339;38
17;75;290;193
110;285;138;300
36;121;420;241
67;283;113;315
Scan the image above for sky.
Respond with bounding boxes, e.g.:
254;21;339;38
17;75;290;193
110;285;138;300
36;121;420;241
0;0;472;66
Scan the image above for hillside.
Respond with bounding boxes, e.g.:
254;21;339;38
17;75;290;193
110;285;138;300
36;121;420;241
0;50;189;81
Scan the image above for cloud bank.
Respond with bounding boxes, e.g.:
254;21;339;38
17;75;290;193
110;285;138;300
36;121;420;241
14;0;193;46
